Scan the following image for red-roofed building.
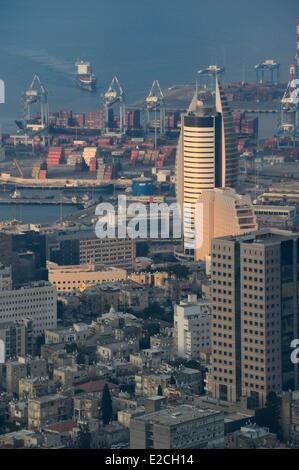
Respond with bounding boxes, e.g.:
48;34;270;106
75;380;118;394
44;419;76;434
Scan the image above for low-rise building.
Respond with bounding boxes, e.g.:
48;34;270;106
45;323;90;345
19;377;54;400
53;365;89;388
150;334;174;356
8;401;28;426
281;390;299;445
46;228;136;270
130;350;161;370
128;271;170;288
254;204;296;230
73;395;99;421
97;340;139;362
135;373;171;397
226;425;278;449
91;308;142;334
0;430;44;449
28;394;73;430
47;262;127;293
130;404;224;449
2;357;47;395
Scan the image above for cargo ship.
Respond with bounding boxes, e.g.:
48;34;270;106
75;60;97;92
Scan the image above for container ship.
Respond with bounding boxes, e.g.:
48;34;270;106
75;60;97;92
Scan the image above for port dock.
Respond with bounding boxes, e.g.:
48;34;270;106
0;199;85;208
0;174;131;191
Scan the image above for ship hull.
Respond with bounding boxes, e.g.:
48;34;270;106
76;75;97;92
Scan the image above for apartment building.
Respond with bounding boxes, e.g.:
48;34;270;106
0;320;33;360
0;281;57;336
28;394;73;430
2;357;47;395
174;294;211;360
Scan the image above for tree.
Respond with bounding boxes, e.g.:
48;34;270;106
255;392;281;437
65;342;78;354
170;375;176;386
34;334;45;356
157;385;163;396
264;392;281;436
101;383;113;425
136;241;150;257
166;264;189;280
120;383;135;396
77;423;91;449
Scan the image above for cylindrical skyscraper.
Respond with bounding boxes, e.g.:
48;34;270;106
182;108;222;252
176;80;239;257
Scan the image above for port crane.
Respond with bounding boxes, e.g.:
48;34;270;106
278;78;299;147
197;65;225;78
103;76;126;135
255;60;280;85
144;80;165;149
197;65;225;98
23;75;49;128
13;159;24;178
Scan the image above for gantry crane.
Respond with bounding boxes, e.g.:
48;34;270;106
144;80;165;149
197;65;225;96
103;76;126;135
255;60;280;84
23;75;49;128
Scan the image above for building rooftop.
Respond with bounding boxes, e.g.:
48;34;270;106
254;205;296;213
28;394;67;405
75;380;118;394
44;419;76;433
134;405;221;426
215;228;298;245
237;425;275;440
47;262;123;273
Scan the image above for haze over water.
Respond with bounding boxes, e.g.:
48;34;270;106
0;0;298;132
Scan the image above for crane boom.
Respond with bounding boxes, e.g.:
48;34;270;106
14;159;24;178
103;76;126;134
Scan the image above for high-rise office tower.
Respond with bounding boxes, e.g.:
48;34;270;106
176;80;239;256
208;229;299;408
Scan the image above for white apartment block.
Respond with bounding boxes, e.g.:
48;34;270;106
174;294;211;360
